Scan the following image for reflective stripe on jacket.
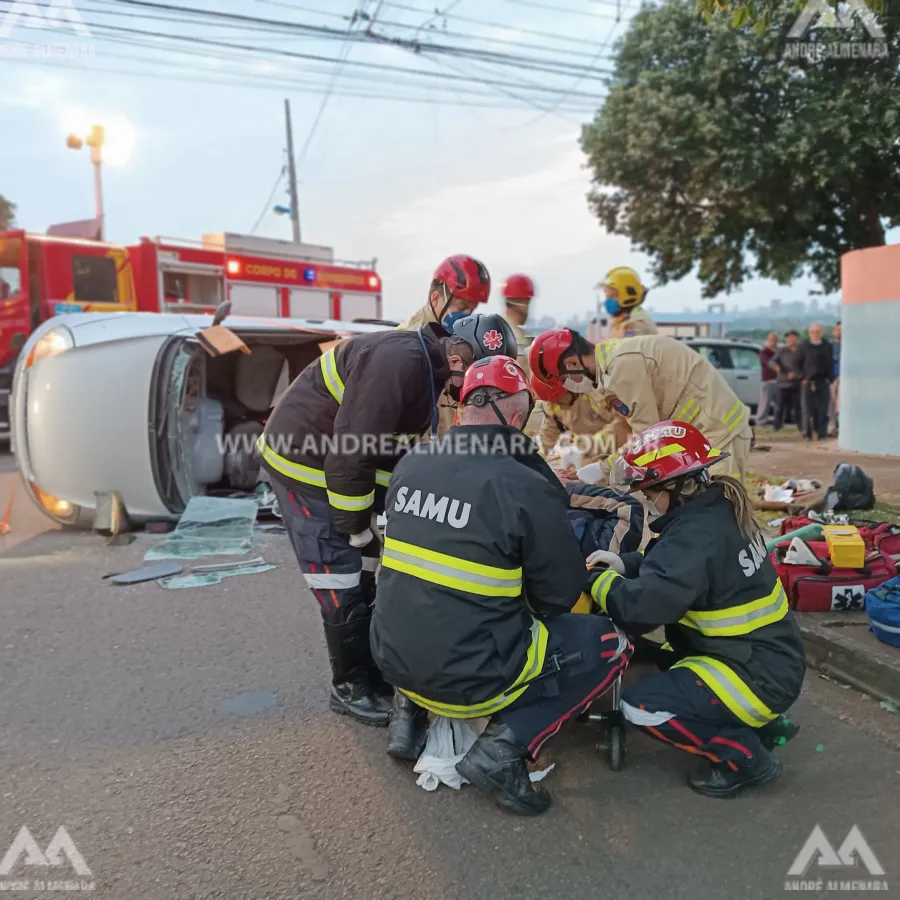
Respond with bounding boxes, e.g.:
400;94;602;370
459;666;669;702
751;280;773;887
261;324;450;535
596;334;752;474
588;484;806;720
370;424;587;715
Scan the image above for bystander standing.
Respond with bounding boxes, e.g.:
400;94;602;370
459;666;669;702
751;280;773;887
772;331;802;431
799;322;833;441
757;332;778;425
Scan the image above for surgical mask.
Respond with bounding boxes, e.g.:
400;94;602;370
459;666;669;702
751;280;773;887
442;311;469;333
644;496;664;520
604;297;622;317
564;378;594;394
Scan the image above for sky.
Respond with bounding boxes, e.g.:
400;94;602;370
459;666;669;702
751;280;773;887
0;0;843;323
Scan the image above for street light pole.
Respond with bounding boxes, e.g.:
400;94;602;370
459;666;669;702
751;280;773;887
90;144;104;241
66;123;106;240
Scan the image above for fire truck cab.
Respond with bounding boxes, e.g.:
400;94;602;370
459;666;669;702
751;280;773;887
0;229;382;439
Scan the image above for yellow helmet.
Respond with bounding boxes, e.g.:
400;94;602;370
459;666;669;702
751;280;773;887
597;266;646;310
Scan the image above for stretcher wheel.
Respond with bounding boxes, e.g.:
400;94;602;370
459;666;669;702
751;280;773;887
606;724;625;771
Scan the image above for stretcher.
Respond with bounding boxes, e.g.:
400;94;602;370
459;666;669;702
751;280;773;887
573;589;626;771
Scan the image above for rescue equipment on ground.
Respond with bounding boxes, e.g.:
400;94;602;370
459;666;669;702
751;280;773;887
823;524;866;569
866;576;900;648
827;463;875;512
776;516;900;559
771;540;897;612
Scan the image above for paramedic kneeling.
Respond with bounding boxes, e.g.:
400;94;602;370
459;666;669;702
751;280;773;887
588;420;806;799
370;356;632;816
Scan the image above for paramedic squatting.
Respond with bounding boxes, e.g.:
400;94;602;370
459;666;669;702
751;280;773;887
588;421;807;798
371;356;632;816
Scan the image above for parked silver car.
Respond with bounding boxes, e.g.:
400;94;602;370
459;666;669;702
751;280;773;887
679;337;762;414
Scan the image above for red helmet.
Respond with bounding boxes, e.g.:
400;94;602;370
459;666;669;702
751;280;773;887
530;373;566;403
502;274;535;301
460;355;531;406
433;255;491;306
528;328;574;383
618;420;728;492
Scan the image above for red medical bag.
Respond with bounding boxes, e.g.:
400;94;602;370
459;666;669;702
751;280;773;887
771;540;897;612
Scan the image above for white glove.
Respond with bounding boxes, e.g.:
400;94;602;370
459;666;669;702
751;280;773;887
348;527;374;548
576;462;607;485
586;549;625;575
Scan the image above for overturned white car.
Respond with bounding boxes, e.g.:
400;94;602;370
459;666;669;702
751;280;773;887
11;311;388;528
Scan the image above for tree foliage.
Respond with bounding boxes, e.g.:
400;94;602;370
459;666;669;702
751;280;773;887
0;195;14;231
695;0;887;34
580;1;900;297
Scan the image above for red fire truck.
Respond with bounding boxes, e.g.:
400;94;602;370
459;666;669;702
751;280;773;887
0;230;383;438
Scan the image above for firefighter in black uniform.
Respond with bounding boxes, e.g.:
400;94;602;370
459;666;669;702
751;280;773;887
259;304;517;727
587;420;806;798
370;355;632;816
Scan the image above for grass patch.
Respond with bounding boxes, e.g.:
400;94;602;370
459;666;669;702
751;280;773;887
743;470;900;529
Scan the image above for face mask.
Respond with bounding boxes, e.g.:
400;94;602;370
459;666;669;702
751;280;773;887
442;311;469;333
604;297;622;317
564;378;593;394
644;496;663;520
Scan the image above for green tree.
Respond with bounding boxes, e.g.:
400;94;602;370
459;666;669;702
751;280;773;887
695;0;887;34
580;1;900;297
0;195;14;231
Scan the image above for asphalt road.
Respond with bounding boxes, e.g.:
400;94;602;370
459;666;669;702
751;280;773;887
1;451;899;900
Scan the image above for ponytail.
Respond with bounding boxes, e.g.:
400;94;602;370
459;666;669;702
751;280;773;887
677;473;761;543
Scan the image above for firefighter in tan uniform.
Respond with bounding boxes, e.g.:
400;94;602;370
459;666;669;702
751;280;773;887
598;266;657;339
531;374;623;464
397;255;492;437
530;329;630;466
529;329;751;478
499;273;541;438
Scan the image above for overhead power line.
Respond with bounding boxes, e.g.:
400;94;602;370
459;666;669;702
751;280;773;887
92;0;613;77
4;8;609;100
250;165;287;234
294;0;368;168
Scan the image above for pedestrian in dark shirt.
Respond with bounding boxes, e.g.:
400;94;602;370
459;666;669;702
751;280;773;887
771;331;802;431
799;322;833;440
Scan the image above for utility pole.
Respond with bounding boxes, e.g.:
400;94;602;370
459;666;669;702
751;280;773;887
284;99;301;243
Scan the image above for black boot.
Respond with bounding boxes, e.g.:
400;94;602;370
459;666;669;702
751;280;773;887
323;612;391;728
759;715;800;751
688;749;783;799
386;692;429;761
455;722;551;816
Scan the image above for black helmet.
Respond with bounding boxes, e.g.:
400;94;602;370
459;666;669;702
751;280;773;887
451;313;517;360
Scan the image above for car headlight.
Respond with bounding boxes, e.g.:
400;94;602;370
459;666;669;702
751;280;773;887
24;326;74;369
30;484;80;524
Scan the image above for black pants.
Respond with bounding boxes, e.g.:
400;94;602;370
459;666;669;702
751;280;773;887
621;667;768;769
773;384;800;430
802;380;830;439
272;481;382;685
495;614;632;757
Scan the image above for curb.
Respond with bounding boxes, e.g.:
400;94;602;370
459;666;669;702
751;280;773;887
798;613;900;705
